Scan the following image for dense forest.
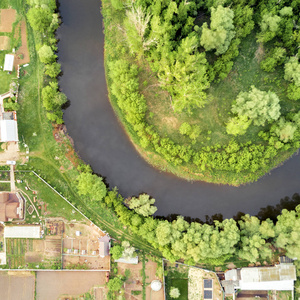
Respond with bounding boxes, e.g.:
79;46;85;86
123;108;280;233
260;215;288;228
103;0;300;184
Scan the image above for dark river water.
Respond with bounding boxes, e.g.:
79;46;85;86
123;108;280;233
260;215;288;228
57;0;300;220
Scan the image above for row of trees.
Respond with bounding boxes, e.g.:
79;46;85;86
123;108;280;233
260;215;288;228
26;0;67;124
77;169;300;265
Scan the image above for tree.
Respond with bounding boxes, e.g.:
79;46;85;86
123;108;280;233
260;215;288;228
284;57;300;87
77;172;107;201
275;206;300;259
260;47;286;72
42;82;67;111
27;7;52;33
121;241;136;260
126;194;157;217
232;86;281;126
257;13;281;43
238;215;273;262
110;244;124;260
226;115;252;136
45;62;61;78
179;122;191;135
200;5;235;55
271;118;297;143
107;276;124;292
38;45;56;64
169;287;180;299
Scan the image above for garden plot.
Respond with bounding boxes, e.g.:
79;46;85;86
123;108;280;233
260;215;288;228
0;36;10;50
188;267;223;300
0;9;16;32
6;237;62;269
14;20;30;67
62;222;110;270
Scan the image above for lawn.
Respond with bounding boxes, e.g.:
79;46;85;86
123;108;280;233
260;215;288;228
165;264;189;300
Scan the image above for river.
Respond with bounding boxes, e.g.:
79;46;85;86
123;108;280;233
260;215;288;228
57;0;300;220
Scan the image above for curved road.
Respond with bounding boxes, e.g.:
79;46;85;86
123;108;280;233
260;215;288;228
57;0;300;219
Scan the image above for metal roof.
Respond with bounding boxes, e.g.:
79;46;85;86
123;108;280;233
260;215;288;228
4;226;41;239
1;120;18;142
3;54;14;71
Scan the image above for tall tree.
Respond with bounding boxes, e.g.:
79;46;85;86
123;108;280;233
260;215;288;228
125;193;157;217
77;172;107;201
232;86;281;126
200;5;235;55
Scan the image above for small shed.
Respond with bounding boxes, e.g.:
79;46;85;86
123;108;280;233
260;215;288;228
99;235;110;258
4;54;14;71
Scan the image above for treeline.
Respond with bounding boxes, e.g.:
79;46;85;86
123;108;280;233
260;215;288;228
77;170;300;265
26;0;66;124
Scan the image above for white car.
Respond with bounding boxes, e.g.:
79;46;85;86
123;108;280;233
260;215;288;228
6;160;16;165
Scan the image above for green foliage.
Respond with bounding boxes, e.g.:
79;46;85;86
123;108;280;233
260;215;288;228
3;98;20;111
121;241;136;260
200;5;235;55
126;194;157;217
77;172;107;201
284;57;300;87
27;7;52;33
260;47;286;72
279;6;293;17
45;62;61;78
275;205;300;259
226;115;252;136
169;287;180;299
107;276;124;292
257;13;281;43
270;118;297;143
179;122;191;136
38;45;56;64
110;244;124;260
232;86;281;126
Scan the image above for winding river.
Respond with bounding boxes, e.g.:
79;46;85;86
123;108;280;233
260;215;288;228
57;0;300;220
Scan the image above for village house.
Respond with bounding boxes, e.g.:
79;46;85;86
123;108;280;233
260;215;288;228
222;261;296;295
98;234;110;258
0;192;24;222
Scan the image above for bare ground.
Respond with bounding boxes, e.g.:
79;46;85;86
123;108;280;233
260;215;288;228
0;271;35;300
0;9;16;32
14;20;30;67
36;271;106;300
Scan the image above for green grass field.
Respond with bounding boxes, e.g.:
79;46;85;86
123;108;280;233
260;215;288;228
165;267;189;300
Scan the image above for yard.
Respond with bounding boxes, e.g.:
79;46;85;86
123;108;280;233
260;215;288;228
165;263;189;300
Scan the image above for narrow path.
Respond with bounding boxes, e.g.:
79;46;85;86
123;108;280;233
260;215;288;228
10;165;15;192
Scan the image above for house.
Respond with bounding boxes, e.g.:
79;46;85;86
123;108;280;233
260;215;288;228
0;192;23;222
3;54;14;72
98;235;110;258
222;263;296;295
4;225;41;239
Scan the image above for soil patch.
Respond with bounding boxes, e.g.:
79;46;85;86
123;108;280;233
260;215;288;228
14;20;30;67
255;43;264;62
0;270;35;300
0;36;10;50
36;271;106;300
0;9;16;32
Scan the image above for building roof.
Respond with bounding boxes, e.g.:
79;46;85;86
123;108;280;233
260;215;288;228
115;256;139;264
4;226;41;239
0;119;18;142
99;235;110;257
0;192;21;222
3;54;14;71
223;264;296;292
